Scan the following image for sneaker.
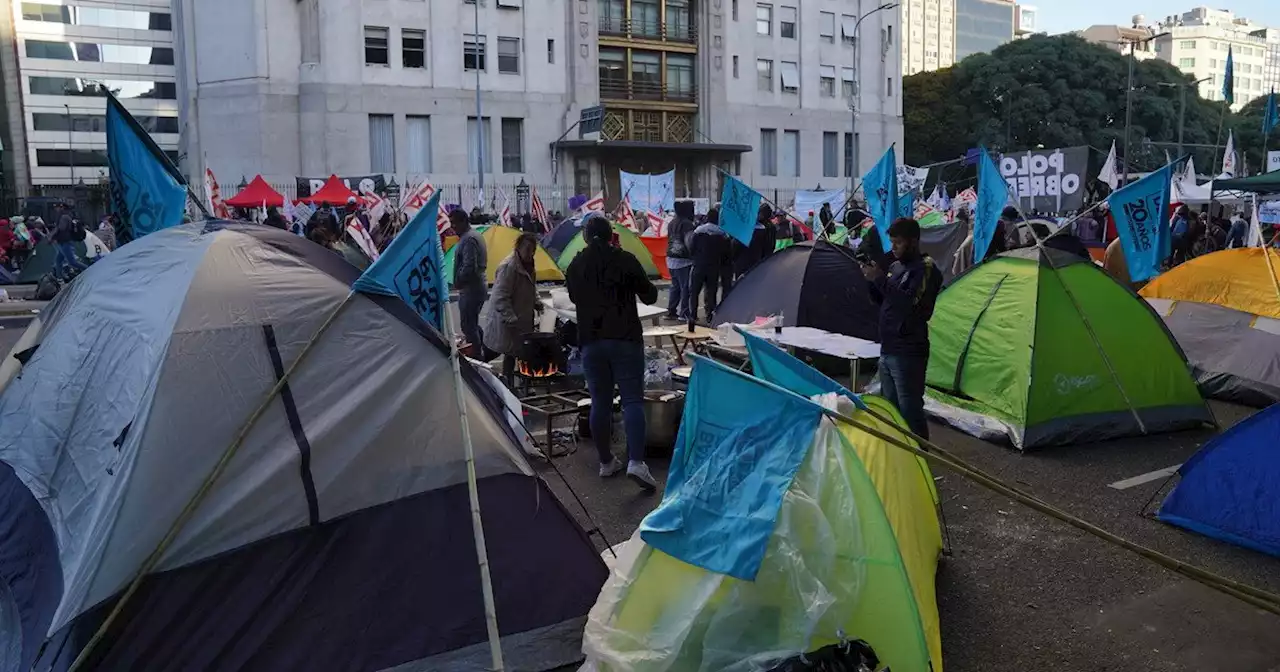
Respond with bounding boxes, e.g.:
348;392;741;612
599;457;624;478
627;461;658;492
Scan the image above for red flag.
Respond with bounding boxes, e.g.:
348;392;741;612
582;191;605;214
531;187;550;233
615;198;639;232
205;168;230;219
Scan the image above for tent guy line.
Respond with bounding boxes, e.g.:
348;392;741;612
1108;464;1183;491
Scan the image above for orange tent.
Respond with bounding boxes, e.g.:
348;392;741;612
300;174;356;205
224;175;287;208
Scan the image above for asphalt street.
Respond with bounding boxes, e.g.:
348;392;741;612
540;397;1280;672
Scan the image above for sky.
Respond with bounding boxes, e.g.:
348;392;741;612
1036;1;1280;36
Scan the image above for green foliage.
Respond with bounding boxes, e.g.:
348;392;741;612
904;34;1261;175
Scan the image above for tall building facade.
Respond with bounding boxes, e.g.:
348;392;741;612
1;0;179;189
953;0;1013;61
176;0;902;206
899;0;954;76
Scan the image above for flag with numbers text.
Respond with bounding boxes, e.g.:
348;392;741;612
1109;162;1175;283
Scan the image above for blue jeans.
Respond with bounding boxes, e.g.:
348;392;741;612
880;353;930;440
582;339;647;465
667;265;692;320
55;241;86;278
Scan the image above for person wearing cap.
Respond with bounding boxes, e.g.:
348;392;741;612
565;214;660;491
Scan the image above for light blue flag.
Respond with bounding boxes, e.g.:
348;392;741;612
1109;162;1175;283
353;190;448;331
640;357;824;580
1223;46;1234;105
105;93;188;244
719;174;763;245
973;147;1006;264
898;190;916;223
863;146;899;241
740;328;866;409
1263;90;1279;136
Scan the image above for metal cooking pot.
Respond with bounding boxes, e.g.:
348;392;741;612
643;390;685;456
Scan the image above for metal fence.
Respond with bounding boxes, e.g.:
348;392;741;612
222;181;583;215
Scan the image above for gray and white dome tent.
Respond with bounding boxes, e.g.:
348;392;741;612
0;222;606;671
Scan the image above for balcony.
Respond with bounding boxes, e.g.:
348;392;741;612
598;17;698;44
600;79;697;104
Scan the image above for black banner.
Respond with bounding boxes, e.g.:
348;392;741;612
998;146;1089;212
296;175;387;199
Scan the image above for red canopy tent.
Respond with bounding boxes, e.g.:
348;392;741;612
300;174;356;205
224;175;287;208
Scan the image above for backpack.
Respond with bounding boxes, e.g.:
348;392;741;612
72;219;87;242
34;273;62;301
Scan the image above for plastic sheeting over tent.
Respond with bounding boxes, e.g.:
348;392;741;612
924;247;1211;449
582;350;942;672
1158;403;1280;557
442;225;565;285
713;241;879;341
0;223;606;672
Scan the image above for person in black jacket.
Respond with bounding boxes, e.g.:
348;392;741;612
566;214;661;491
731;203;777;281
856;224;893;273
665;199;697;321
688;207;731;323
862;217;944;439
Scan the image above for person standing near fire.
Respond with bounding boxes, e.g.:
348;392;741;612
483;233;540;385
566;214;660;491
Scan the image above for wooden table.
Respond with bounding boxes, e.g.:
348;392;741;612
673;331;715;358
642;325;687;351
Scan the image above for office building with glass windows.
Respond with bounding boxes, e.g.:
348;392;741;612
0;0;178;189
954;0;1014;61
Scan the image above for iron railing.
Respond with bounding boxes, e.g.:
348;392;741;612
600;79;697;103
598;17;697;43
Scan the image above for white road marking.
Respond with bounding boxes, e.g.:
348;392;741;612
1108;464;1182;490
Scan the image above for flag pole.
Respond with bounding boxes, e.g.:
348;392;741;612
440;260;506;671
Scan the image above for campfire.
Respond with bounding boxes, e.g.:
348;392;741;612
516;359;561;378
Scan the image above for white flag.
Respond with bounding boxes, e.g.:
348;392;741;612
1183;156;1197;183
1099;141;1119;191
1222;131;1237;178
1248;195;1264;248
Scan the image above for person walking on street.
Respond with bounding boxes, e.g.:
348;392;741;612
1227;210;1248;249
96;215;117;251
483;233;540;385
451;208;489;356
665;199;697;321
566;214;660;491
862;217;944;439
52;203;87;281
688;207;730;323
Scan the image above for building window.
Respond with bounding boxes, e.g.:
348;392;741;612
407;115;431;173
842;67;854;99
732;55;739;78
667;53;695;99
819;65;836;97
732;0;738;21
22;3;171;30
844;132;855;177
886;76;893;97
33;112;179;133
548;39;555;63
498;37;520;73
37;148;110;167
368;114;395;172
667;0;691;41
756;3;771;36
885;25;893;47
467;116;492;173
757;58;773;92
599;48;626;95
782;129;799;177
780;61;799;94
842;14;857;44
820;12;835;43
496;0;523;7
364;27;389;66
632;0;660;37
1179;57;1194;68
1209;58;1217;69
599;0;625;30
402;29;425;68
464;34;486;71
29;77;176;99
760;128;777;176
24;39;173;65
501;118;523;173
823;132;838;178
1180;40;1196;49
779;6;796;39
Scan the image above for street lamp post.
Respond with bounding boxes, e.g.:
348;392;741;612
474;0;484;206
1158;77;1211;157
64;104;73;183
1121;30;1170;185
849;2;899;196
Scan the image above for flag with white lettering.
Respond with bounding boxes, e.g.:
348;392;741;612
353;190;447;330
1109;162;1174;282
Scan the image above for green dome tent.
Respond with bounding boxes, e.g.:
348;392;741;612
924;247;1212;449
556;221;660;277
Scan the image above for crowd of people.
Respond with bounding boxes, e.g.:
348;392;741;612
0;204;119;283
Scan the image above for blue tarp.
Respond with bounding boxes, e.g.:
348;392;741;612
1158;404;1280;557
740;328;865;409
640;358;823;580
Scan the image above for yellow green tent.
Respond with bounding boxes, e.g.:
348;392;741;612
582;342;942;672
441;225;564;285
556;221;660;277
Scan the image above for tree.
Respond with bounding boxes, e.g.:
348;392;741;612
904;34;1229;177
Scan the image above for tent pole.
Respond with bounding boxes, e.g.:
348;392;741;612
66;293;357;671
442;302;507;671
688;354;1280;615
1251;194;1280;305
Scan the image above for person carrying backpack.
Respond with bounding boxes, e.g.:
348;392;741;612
52;203;87;281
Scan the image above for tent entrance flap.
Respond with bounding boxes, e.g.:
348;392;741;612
949;274;1009;396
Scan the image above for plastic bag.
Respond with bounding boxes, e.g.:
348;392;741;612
765;641;881;671
644;347;676;389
